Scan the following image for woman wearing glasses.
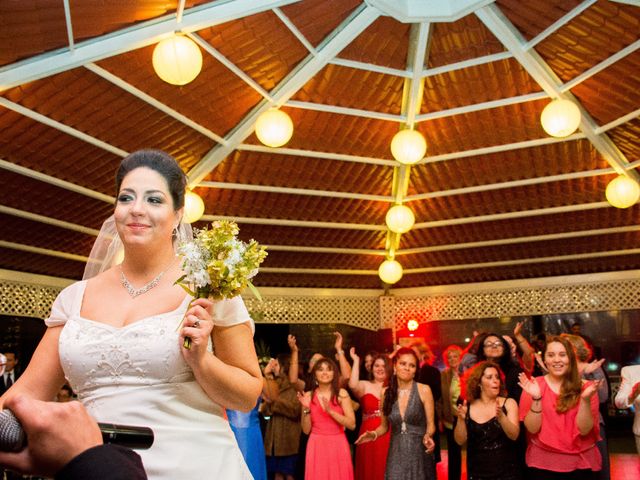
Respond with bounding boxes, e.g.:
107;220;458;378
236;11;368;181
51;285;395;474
475;333;523;402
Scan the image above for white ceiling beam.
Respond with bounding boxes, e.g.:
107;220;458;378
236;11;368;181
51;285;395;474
84;63;227;145
405;168;614;201
285;100;402;122
200;214;386;231
272;7;317;55
188;32;274;102
398;225;640;255
405;248;640;274
237;143;396;166
414;202;609;229
62;0;75;51
176;0;187;23
186;4;381;186
199;180;391;202
0;241;89;262
0;0;300;90
422;51;512;78
562;38;640;92
525;0;597;49
609;1;640;6
265;245;383;255
476;3;638;180
596;107;640;135
405;22;430;127
0;205;101;236
260;267;373;275
0;159;115;203
328;57;411;78
0;97;128;157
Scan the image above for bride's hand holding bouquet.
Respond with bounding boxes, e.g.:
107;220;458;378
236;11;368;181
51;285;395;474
175;220;267;351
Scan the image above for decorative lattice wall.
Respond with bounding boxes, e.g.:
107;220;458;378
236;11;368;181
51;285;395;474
382;278;640;331
2;276;640;332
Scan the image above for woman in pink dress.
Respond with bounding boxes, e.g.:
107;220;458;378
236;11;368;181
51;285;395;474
348;348;391;480
298;357;355;480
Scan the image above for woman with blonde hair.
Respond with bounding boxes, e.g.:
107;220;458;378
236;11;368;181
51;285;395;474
518;336;601;479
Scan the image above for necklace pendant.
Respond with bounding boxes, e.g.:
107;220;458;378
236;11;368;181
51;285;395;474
120;269;166;298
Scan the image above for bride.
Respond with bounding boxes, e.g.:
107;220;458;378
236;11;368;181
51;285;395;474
0;150;262;479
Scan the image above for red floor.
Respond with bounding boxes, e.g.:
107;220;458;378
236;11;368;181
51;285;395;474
436;450;639;479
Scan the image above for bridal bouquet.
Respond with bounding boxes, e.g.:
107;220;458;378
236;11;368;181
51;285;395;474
175;220;268;348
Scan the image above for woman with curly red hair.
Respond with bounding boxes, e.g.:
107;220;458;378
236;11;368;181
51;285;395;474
454;361;521;480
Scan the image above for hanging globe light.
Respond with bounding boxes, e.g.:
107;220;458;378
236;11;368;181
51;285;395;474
385;204;415;233
183;190;205;223
152;35;203;86
605;175;640;209
378;259;403;284
540;98;581;138
255;108;294;147
390;129;427;165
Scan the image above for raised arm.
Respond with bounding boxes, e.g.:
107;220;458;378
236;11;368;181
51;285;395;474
615;366;640;409
453;400;468;445
333;332;352;385
298;391;312;435
514;321;534;374
348;347;366;397
518;373;542;434
576;381;599;436
287;335;305;392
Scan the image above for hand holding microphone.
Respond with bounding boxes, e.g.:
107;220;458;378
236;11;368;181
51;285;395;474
0;395;152;477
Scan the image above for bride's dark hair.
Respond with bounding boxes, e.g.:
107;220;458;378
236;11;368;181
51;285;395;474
116;149;187;210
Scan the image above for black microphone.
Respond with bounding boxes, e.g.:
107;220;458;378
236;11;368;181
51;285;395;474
0;409;154;452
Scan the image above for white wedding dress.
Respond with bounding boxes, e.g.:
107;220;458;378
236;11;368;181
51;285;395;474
46;281;253;479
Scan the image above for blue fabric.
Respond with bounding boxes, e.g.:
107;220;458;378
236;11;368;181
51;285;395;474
227;399;267;480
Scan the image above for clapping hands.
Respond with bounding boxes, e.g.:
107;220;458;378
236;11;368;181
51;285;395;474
456;400;468;421
518;372;541;399
581;380;603;400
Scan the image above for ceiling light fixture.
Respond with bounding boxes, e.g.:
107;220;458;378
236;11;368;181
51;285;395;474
255;108;294;148
378;259;403;284
605;175;640;209
540;98;581;138
152;35;203;86
391;129;427;165
386;204;415;233
183;190;205;223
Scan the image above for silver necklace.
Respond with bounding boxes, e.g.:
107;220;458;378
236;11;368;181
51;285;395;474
120;262;173;298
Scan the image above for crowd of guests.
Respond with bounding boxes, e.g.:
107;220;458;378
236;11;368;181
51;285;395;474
225;323;638;480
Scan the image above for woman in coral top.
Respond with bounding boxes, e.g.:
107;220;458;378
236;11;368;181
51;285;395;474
518;336;601;480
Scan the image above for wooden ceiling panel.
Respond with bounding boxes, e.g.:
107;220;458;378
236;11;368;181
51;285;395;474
423;57;541;112
409;140;606;195
495;0;584;42
206;150;394;195
428;13;504;68
281;0;362;48
338;16;410;70
607;119;640;162
0;247;85;280
97;44;262;138
402;205;640;250
262;251;381;270
537;0;640;82
292;64;405;115
253;272;381;289
571;50;640;126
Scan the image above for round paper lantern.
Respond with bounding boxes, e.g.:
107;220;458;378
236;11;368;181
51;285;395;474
540;99;581;138
378;259;403;284
606;175;640;209
183;190;205;223
391;129;427;165
152;35;203;86
386;204;415;233
255;108;294;147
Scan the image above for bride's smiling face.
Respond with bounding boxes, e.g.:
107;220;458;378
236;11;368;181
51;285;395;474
115;167;182;249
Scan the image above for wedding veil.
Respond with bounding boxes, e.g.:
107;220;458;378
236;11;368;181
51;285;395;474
83;214;193;280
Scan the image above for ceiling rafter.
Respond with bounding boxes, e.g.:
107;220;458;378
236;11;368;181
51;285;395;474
524;0;597;49
62;0;75;51
186;4;381;186
476;3;639;180
0;0;300;91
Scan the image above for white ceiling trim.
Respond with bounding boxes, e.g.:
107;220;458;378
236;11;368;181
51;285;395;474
285;100;402;122
422;51;512;78
329;57;411;78
0;159;115;204
200;214;386;230
0;97;128;157
236;144;397;167
272;7;317;55
0;206;100;236
524;0;597;49
62;0;75;51
199;181;391;202
177;0;187;23
596;107;640;135
186;4;381;186
260;267;373;275
84;63;227;145
0;0;300;91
